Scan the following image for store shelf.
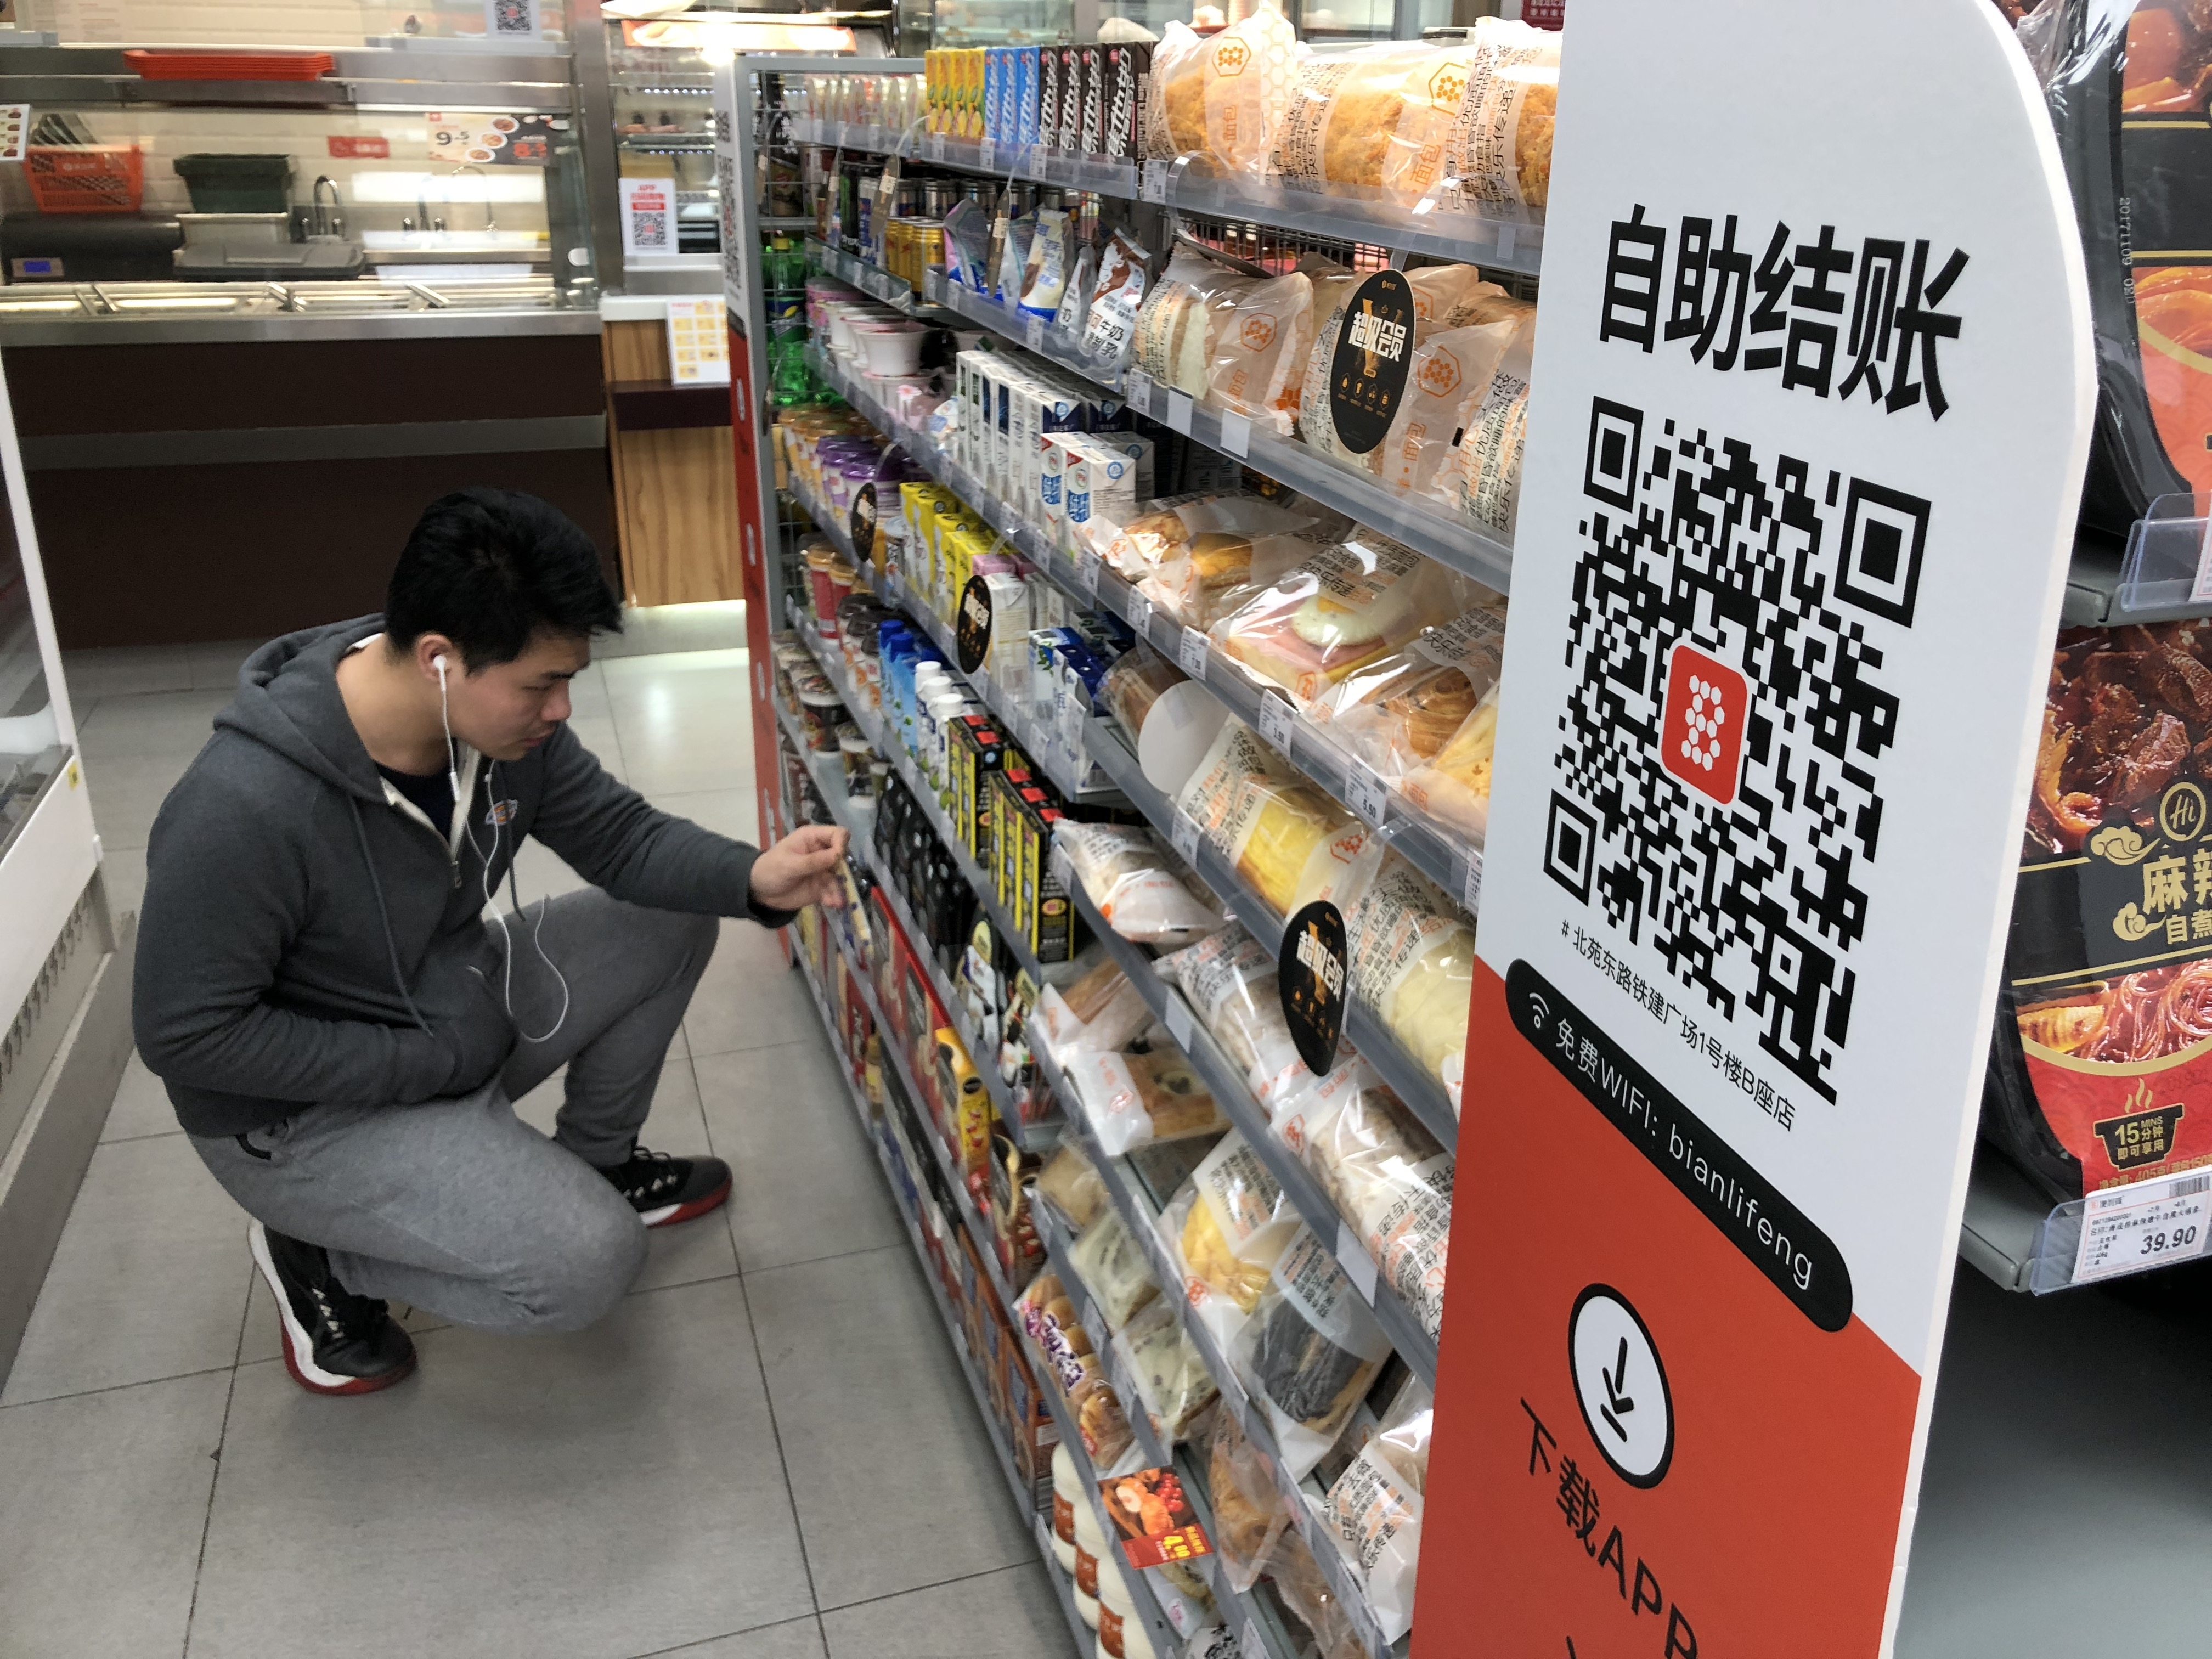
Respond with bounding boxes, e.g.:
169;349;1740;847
1030;1039;1401;1659
1954;1150;2212;1297
803;331;1487;934
792;947;1094;1659
806;235;936;314
1080;716;1461;1152
1059;876;1440;1385
922;270;1130;391
773;690;1049;1161
789;117;1546;279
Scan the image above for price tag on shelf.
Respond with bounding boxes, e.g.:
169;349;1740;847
1165;1598;1194;1638
1335;1220;1380;1304
1126;589;1154;637
1257;692;1295;755
979;138;998;170
1124;373;1154;417
2071;1172;2212;1284
1141;159;1170;204
1172;811;1203;865
1001;505;1025;544
1217;411;1251;458
1165;391;1194;436
1463;851;1484;912
1177;625;1210;681
1025;315;1044;350
1346;762;1389;827
928;134;946;162
1498;224;1518;262
1076;546;1102;599
1166;995;1195;1049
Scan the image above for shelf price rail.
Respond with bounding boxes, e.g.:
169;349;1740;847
800;323;1488;925
787;116;1547;279
797;340;1461;1144
1060;874;1441;1385
1030;1039;1406;1659
788;950;1096;1659
772;690;1054;1161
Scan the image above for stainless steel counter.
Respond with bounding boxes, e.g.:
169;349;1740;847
0;279;602;346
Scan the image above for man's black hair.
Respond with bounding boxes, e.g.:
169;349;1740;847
385;487;623;671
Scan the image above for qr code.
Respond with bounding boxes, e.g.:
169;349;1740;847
1547;396;1918;1102
630;211;667;250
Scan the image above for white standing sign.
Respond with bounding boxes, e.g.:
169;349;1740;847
1416;5;2094;1656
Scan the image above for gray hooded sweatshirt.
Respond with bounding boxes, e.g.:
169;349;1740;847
134;616;785;1138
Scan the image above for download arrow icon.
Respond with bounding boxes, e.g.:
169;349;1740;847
1599;1337;1635;1441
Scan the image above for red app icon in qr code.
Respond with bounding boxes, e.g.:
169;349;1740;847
1660;643;1748;806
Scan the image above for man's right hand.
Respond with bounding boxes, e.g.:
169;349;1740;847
750;825;850;914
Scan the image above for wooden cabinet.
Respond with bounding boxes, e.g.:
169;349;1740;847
601;316;742;608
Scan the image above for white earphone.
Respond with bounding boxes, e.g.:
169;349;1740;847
436;650;570;1043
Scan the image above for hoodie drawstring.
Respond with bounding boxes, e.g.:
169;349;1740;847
347;798;433;1037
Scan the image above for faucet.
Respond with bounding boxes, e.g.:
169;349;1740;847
405;185;444;235
309;175;344;239
449;163;495;233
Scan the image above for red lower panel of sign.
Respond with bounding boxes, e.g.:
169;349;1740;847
1413;962;1921;1659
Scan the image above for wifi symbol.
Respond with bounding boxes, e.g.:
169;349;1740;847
1528;992;1550;1031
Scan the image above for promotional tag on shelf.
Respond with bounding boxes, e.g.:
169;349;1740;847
1177;626;1209;681
1277;900;1347;1077
1164;391;1195;436
1166;995;1195;1049
2070;1173;2212;1284
1258;693;1296;755
1076;546;1102;598
955;574;992;676
1141;159;1170;204
1217;410;1252;458
1125;589;1153;636
1346;762;1389;828
1415;5;2097;1657
1171;811;1202;865
1335;1220;1380;1304
1096;1466;1213;1568
1325;269;1415;455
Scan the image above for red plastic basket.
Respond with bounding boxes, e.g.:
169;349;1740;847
25;146;145;215
123;49;335;81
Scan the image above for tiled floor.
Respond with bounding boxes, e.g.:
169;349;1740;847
4;615;1079;1659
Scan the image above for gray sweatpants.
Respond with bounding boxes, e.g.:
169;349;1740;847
189;889;720;1335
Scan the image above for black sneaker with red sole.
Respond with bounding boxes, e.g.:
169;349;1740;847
249;1220;417;1396
599;1143;732;1227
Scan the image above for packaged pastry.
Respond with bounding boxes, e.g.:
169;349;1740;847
1205;1403;1294;1593
1205;265;1317;433
1319;1380;1433;1642
1267;1522;1368;1659
1100;644;1189;739
1399;682;1500;842
1293;264;1505;469
1210;529;1471;706
1292;282;1380;476
1069;1207;1163;1329
1074;1365;1138;1471
1102;490;1342;596
1277;1060;1452;1341
1268;42;1434;195
1313;605;1509;783
1237;1228;1392;1480
1436;16;1560;215
1155;926;1303;1103
1080;227;1152;369
1440;325;1535;537
1035;1137;1111;1231
1345;856;1476;1112
1112;1298;1219;1444
1174;718;1384;919
1376;318;1524;497
1065;1042;1230;1155
1053;821;1224;944
1178;1131;1299;1323
1130;246;1225;400
1035;953;1156;1059
1016;1271;1097;1403
1143;5;1303;173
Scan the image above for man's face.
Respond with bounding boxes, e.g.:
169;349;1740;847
445;631;589;761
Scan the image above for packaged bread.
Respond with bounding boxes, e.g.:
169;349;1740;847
1069;1207;1162;1329
1175;719;1386;919
1312;605;1508;784
1376;318;1524;498
1437;17;1560;215
1074;1366;1137;1471
1439;325;1534;538
1319;1381;1434;1642
1206;1404;1294;1594
1268;42;1435;196
1066;1042;1229;1155
1106;492;1345;619
1035;953;1154;1058
1113;1299;1219;1444
1017;1271;1096;1403
1293;281;1381;476
1100;643;1188;738
1210;529;1472;706
1177;1131;1299;1325
1143;6;1304;174
1035;1137;1110;1231
1267;1522;1369;1659
1346;856;1475;1113
1155;926;1303;1103
1053;821;1223;944
1400;682;1500;843
1130;246;1226;400
1276;1059;1451;1341
1205;265;1318;434
1237;1227;1392;1480
1294;264;1509;471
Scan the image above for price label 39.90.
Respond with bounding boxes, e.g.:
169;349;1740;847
2070;1172;2212;1285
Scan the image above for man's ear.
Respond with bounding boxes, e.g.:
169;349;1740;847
410;634;458;683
